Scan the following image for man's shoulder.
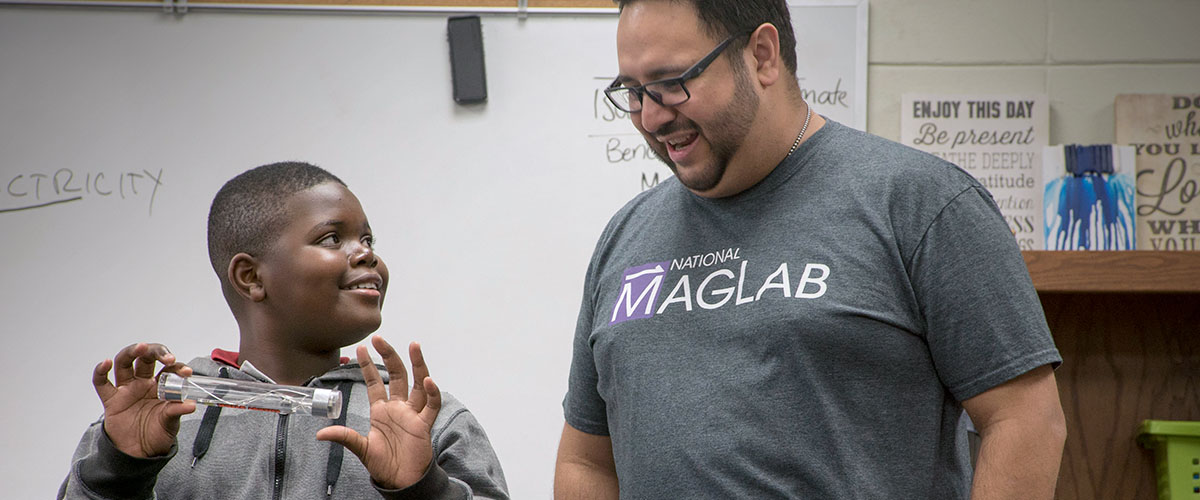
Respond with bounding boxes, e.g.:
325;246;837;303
824;122;961;175
614;175;683;215
594;176;685;239
814;121;981;196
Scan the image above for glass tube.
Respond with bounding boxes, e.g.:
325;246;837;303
157;373;342;419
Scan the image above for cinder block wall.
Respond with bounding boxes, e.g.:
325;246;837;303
864;0;1200;144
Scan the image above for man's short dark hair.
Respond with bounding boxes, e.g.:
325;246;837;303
615;0;798;76
207;161;345;287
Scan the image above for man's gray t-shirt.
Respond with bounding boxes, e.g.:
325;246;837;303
563;119;1061;499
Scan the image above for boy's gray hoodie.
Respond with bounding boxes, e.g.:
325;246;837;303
59;354;509;500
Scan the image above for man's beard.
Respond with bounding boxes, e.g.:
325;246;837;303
646;64;760;193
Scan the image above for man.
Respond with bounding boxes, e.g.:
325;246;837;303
555;1;1066;498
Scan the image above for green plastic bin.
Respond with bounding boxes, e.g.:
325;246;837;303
1137;419;1200;500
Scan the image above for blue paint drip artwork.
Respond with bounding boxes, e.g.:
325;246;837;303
1043;145;1137;250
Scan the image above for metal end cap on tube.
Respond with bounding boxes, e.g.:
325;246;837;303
157;372;185;401
312;388;342;419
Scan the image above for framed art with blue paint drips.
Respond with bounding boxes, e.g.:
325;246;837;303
1042;144;1137;250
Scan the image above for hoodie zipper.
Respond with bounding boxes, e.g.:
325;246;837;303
273;414;289;500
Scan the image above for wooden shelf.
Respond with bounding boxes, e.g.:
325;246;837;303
1022;251;1200;293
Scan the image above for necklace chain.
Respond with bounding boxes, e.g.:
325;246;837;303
788;103;813;157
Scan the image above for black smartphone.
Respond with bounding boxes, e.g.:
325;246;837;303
447;15;488;104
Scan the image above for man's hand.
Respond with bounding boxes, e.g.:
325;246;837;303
316;335;442;490
93;342;196;458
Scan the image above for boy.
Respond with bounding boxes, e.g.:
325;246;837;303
59;162;509;499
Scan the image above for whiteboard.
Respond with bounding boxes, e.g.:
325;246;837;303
0;2;865;497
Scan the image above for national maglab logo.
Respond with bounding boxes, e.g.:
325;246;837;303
609;248;831;325
609;261;670;324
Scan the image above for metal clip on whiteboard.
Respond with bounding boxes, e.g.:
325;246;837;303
162;0;186;14
518;0;528;21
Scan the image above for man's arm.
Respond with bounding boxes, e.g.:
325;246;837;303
962;364;1066;500
554;423;618;500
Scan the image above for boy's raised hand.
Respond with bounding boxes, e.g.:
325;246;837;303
93;343;196;458
316;335;443;490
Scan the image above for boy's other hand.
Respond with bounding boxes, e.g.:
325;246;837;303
316;335;442;490
93;343;196;458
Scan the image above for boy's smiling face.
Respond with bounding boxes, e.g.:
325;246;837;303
257;181;389;351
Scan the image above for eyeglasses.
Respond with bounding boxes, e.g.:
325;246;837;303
604;29;754;114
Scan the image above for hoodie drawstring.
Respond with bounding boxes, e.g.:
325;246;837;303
191;367;229;467
324;381;353;497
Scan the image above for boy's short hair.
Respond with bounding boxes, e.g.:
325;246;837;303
613;0;798;77
207;162;346;288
